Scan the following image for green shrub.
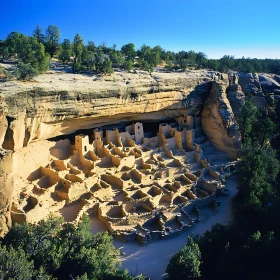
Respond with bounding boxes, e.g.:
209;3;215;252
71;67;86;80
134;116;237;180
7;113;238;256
4;32;50;76
123;59;134;72
14;62;39;80
166;236;201;279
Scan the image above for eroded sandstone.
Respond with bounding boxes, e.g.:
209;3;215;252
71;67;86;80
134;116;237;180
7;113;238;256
0;70;215;151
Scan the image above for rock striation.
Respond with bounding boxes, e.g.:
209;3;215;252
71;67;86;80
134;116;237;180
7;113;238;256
0;149;13;236
237;72;280;109
201;80;240;159
258;74;280;94
0;71;216;151
226;75;245;121
238;73;262;95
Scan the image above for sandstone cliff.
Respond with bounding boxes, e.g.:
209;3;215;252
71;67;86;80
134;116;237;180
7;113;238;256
0;70;215;151
1;69;278;152
201;80;240;159
237;72;280;109
226;83;245;121
0;149;13;235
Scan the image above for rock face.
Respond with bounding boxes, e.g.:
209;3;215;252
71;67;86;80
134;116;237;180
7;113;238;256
0;111;8;147
2;67;279;233
0;149;13;236
226;78;245;121
258;74;280;94
0;149;13;208
237;72;280;110
238;73;262;95
0;71;216;151
201;81;240;159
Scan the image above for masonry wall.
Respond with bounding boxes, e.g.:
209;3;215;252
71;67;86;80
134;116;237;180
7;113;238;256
119;132;131;146
134;122;144;144
118;155;135;170
165;137;177;150
105;130;118;145
101;174;124;189
159;124;170;137
174;131;183;149
75;135;91;157
93;129;103;141
176;116;194;128
186;129;195;150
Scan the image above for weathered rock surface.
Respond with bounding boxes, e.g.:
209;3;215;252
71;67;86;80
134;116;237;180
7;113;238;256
0;148;13;236
0;110;8;147
258;74;280;94
238;73;262;95
0;149;13;210
0;70;216;151
226;84;245;121
236;72;280;109
201;81;240;159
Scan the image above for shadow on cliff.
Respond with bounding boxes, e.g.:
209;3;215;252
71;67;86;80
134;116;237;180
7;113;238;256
181;82;212;116
43;82;214;163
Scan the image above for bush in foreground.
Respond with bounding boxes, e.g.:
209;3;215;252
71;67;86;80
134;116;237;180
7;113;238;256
1;215;145;279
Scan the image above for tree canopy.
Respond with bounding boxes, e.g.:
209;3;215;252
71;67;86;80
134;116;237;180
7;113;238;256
166;236;201;279
45;25;60;58
1;31;50;80
2;24;280;78
59;39;72;63
1;215;143;280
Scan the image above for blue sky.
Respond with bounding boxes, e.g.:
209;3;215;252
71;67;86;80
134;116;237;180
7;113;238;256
1;0;279;59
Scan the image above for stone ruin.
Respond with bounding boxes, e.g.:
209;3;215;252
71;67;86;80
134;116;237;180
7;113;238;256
11;115;236;245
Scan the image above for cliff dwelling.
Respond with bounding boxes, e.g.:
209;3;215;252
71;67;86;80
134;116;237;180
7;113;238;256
0;69;245;243
10;115;236;245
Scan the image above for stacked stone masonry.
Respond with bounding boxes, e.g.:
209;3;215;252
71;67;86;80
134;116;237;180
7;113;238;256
10;117;236;244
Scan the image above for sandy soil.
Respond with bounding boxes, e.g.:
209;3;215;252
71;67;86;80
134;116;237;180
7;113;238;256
113;175;238;279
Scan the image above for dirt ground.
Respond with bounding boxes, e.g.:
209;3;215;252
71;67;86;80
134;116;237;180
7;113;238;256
113;175;238;279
